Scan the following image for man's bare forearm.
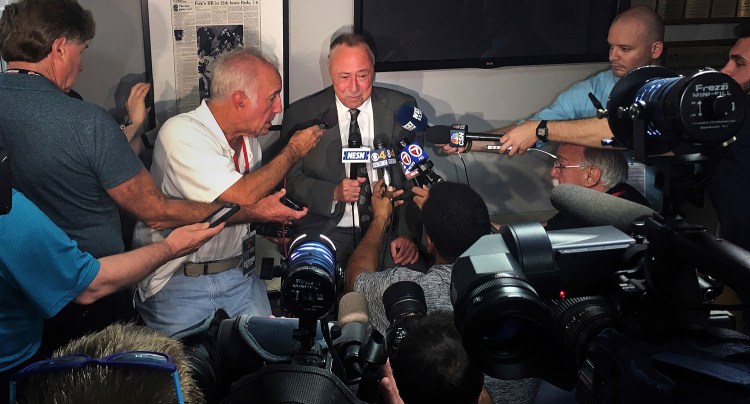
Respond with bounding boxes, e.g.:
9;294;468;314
109;169;220;229
547;117;614;148
231;145;299;205
76;240;175;304
345;215;390;292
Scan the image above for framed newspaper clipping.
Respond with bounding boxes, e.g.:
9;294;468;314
142;0;285;130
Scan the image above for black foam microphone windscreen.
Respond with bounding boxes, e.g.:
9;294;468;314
317;107;339;129
550;184;655;232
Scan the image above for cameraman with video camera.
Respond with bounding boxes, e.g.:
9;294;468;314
345;180;490;333
345;180;541;403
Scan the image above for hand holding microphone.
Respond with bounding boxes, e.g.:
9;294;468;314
372;136;399;188
370;179;396;221
498;120;544;156
396;103;519;156
425;124;513;153
287;107;337;159
411;185;429;210
396;137;444;187
340;119;372;205
335;177;366;203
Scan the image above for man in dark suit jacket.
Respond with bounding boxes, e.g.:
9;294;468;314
281;33;422;268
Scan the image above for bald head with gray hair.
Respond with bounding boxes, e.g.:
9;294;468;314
210;47;279;102
582;147;629;188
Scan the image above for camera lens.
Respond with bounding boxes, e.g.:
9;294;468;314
607;66;745;155
546;296;617;365
453;274;552;375
281;234;337;319
383;281;427;325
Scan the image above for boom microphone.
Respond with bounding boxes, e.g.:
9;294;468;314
338;291;370;326
549;184;655;232
335;292;371;382
395;104;429;133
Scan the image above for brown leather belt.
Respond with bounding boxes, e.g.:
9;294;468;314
183;256;242;277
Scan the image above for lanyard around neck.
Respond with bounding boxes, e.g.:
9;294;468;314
233;139;251;174
4;69;44;77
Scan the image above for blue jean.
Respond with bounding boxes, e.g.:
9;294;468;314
135;268;271;336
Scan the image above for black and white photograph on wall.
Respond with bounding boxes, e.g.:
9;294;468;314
196;24;244;101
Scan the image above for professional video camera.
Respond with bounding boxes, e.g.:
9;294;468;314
451;67;750;403
353;281;428;402
175;233;366;403
175;236;431;403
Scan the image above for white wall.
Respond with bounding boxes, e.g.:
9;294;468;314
57;0;739;217
287;0;604;216
286;0;737;217
74;0;147;123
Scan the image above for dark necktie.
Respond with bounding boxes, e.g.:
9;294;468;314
349;109;372;236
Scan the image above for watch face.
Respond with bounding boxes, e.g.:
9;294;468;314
536;122;548;141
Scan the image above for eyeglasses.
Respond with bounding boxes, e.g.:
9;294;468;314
552;161;592;171
8;351;184;404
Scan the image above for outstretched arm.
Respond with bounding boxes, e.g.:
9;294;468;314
345;179;394;292
77;222;223;304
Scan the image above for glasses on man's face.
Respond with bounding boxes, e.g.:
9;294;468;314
552;161;592;171
8;351;184;404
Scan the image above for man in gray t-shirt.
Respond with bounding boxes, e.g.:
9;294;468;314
345;181;541;404
345;181;491;334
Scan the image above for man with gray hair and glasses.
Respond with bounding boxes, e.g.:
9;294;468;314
545;143;649;230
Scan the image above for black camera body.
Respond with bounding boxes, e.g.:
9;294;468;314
251;222;299;238
382;281;427;361
450;67;750;402
354;281;427;403
174;234;370;403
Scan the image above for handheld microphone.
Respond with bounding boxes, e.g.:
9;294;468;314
335;292;371;382
342;138;371;181
424;124;503;145
395;104;429;133
372;136;398;188
314;107;339;129
549;184;655;232
397;138;444;187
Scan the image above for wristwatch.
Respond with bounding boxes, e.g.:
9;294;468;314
536;120;549;143
119;118;133;131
